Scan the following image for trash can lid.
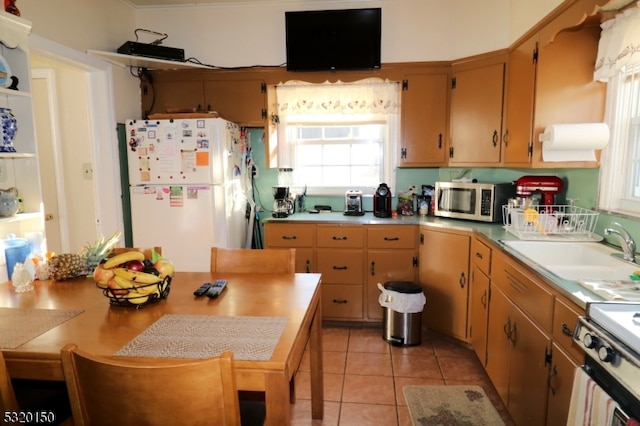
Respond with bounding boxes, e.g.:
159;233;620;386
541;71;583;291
383;281;422;294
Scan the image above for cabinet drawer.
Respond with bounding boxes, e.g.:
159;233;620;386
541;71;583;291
553;298;585;363
264;223;314;248
471;238;491;275
322;285;363;319
316;225;364;248
316;250;363;284
492;252;554;332
367;226;417;249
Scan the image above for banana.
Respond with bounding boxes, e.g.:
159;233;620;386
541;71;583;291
103;251;145;269
126;291;150;305
112;268;161;284
113;275;136;289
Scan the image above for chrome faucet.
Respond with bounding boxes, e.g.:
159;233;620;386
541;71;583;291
604;222;637;263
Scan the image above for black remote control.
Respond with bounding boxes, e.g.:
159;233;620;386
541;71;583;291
205;280;227;298
193;282;212;297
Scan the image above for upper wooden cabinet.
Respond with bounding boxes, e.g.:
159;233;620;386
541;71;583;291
449;53;507;166
398;66;449;167
503;0;608;168
142;69;266;127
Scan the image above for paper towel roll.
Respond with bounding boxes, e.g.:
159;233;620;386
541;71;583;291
540;123;610;162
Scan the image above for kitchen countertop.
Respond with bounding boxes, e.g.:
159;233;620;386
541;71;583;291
263;212;608;309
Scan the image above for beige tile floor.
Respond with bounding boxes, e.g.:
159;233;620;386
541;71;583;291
291;324;515;426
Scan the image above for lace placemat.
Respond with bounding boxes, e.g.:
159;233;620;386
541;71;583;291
115;314;288;361
0;307;84;349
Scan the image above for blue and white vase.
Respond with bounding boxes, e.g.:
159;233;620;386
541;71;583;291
0;107;17;153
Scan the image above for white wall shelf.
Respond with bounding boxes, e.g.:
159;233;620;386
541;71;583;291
87;50;210;70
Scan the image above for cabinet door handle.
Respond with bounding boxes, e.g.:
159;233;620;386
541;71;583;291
561;323;574;336
305;260;310;273
503;317;511;338
509;323;518;347
333;266;348;270
383;237;399;241
282;235;297;240
492;130;498;147
370;261;375;276
503;129;509;146
475;252;483;259
332;236;348;240
438;133;443;148
481;290;487;309
332;299;348;304
459;272;466;288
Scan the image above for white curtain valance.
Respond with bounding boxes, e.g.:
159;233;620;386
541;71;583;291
275;78;401;117
594;2;640;82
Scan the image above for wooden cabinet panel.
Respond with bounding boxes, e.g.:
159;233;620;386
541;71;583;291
316;225;364;248
546;343;579;426
295;248;315;273
316;249;364;285
399;68;449;166
471;237;492;276
142;79;205;116
485;283;513;403
469;264;490;366
263;223;314;248
367;225;417;249
503;35;537;165
418;227;470;341
552;298;585;363
507;302;551;426
491;252;554;332
322;285;363;319
203;78;265;126
366;249;418;321
449;58;505;165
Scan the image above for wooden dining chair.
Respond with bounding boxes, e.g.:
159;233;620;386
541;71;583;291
60;344;244;426
0;350;18;414
210;247;296;273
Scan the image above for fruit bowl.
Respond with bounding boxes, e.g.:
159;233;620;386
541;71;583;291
100;276;171;308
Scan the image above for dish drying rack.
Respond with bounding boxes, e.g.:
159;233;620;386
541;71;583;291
503;204;602;241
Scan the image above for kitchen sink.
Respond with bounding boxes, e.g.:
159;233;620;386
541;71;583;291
501;240;639;282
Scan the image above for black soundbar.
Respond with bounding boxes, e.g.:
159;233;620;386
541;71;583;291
117;41;185;62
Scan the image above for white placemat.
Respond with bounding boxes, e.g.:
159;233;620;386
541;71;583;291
114;314;288;361
0;307;84;349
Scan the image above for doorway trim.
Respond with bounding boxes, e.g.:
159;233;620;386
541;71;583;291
30;35;124;240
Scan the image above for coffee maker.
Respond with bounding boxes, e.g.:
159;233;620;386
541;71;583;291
272;186;294;218
373;183;392;218
514;175;563;206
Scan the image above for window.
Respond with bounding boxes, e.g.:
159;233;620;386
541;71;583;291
275;79;400;196
598;64;640;216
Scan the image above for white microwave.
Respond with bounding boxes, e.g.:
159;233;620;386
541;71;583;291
434;181;515;222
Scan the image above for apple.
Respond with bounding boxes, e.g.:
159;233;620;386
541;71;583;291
107;278;129;296
127;260;145;272
153;258;175;279
93;264;115;288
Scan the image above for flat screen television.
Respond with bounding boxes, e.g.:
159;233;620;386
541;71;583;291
285;8;381;72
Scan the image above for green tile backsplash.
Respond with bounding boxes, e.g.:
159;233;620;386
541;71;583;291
248;129;640;251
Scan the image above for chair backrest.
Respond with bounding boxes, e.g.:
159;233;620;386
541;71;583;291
60;344;241;426
210;247;296;274
0;350;18;413
111;247;162;259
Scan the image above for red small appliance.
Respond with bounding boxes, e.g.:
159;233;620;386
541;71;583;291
514;175;563;206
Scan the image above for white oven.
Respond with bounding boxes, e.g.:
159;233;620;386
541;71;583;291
570;302;640;425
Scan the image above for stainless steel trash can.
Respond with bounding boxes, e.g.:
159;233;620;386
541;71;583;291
382;281;424;346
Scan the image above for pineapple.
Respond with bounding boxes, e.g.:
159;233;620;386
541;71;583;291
48;253;86;280
80;231;121;273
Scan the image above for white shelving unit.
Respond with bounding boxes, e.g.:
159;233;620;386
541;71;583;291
0;11;45;241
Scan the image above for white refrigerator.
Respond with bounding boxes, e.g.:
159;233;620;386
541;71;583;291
125;117;249;272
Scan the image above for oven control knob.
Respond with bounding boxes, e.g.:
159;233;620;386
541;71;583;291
583;333;599;349
598;345;614;363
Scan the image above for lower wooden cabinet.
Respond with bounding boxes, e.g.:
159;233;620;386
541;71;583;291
546;342;579;426
366;249;418;320
322;285;363;319
418;226;471;341
469;264;490;365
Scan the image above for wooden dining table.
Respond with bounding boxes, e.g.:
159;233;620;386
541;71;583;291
0;271;324;425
